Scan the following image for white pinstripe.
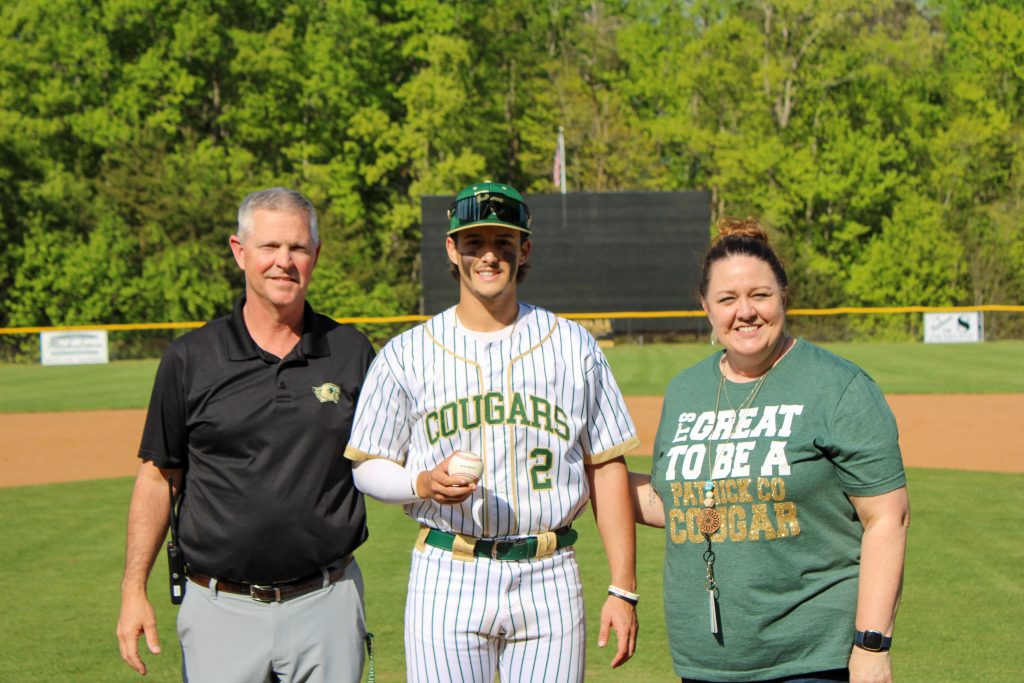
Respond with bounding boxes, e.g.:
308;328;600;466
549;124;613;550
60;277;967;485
346;304;638;681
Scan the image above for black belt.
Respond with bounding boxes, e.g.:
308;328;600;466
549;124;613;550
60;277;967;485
185;556;351;603
424;527;577;561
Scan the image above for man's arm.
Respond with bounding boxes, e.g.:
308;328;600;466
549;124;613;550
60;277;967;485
847;486;910;683
586;456;638;669
116;461;183;676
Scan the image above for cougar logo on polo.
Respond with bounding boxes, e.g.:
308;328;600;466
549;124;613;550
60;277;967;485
312;383;341;404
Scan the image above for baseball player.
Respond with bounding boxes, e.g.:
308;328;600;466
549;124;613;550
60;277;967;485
345;181;640;682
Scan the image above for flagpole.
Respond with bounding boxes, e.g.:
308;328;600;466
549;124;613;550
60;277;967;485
557;126;567;195
556;126;568;228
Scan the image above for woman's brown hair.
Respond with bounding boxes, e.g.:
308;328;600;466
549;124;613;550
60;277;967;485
699;217;788;300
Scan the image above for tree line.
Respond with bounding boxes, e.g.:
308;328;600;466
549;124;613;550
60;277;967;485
1;0;1021;353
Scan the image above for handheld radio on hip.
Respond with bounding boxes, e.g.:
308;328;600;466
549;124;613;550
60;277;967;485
167;476;186;605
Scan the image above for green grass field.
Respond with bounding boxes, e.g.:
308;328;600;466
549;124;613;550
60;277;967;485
0;466;1021;682
1;341;1022;681
0;359;159;413
3;340;1024;413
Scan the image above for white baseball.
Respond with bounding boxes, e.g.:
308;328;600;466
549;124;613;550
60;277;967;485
447;450;483;483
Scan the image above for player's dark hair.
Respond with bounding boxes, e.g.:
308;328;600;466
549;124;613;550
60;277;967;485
448;232;531;284
699;217;788;300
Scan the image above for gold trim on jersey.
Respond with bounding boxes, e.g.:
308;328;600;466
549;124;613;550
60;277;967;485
344;445;381;462
586;435;642;465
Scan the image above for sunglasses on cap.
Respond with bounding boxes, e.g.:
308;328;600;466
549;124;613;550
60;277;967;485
447;192;532;231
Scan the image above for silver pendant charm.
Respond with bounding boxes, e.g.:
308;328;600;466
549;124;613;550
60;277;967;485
708;589;719;634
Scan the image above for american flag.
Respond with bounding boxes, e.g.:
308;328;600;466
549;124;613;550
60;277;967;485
553;127;566;193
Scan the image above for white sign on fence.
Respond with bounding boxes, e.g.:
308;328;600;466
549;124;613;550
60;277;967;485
923;312;983;344
40;330;110;365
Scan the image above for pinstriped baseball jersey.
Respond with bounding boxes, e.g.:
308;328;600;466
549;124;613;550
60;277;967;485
345;303;639;538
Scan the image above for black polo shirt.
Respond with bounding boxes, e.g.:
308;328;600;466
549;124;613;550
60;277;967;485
139;296;374;583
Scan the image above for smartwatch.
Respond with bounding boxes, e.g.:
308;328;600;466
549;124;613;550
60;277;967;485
854;629;892;652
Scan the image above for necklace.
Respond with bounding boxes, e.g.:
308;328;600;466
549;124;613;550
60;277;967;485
699;336;790;634
718;358;772;413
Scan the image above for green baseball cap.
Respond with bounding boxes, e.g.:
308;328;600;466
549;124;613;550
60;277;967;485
446;181;532;236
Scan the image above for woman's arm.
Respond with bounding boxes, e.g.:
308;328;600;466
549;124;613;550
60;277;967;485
627;471;665;528
847;486;910;683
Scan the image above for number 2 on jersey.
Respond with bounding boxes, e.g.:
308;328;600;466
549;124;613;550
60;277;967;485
528;448;553;490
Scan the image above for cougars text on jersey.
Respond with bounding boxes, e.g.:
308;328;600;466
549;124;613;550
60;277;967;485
423;391;572;445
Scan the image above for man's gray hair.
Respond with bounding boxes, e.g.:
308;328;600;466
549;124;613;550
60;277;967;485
237;187;319;244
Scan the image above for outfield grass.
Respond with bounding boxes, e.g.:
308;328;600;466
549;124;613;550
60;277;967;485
0;359;158;413
2;341;1023;413
1;465;1020;682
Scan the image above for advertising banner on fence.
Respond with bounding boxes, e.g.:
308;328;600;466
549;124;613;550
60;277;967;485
923;312;983;343
40;330;110;365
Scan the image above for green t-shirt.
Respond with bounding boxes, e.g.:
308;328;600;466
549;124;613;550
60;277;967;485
651;340;906;681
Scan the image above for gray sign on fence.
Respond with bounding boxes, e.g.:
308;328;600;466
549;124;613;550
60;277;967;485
40;330;110;365
923;312;983;343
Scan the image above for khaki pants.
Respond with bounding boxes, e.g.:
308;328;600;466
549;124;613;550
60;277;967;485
177;559;366;683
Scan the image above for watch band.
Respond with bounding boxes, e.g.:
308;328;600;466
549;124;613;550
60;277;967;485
854;629;892;652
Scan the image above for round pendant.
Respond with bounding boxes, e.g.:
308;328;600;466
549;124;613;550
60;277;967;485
698;507;721;535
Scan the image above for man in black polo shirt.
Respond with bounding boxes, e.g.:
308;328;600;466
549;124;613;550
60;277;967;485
116;187;375;681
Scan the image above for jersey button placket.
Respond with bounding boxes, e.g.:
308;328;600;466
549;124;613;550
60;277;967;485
484;349;507;535
496;341;520;538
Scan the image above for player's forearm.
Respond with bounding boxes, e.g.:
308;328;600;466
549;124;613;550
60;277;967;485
352;457;421;504
851;488;910;634
121;462;178;594
587;457;637;591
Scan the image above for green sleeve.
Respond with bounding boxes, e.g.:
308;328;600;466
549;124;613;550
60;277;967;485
826;372;906;496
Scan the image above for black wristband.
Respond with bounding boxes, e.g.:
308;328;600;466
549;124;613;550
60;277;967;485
854;630;892;652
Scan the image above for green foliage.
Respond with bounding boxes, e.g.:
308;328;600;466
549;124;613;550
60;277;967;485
846;194;968;339
8;217;143;326
1;0;1022;350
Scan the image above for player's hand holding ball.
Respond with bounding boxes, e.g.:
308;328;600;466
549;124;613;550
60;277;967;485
415;451;482;504
447;450;483;484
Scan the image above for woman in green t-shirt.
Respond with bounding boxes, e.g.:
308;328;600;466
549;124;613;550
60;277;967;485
629;218;910;683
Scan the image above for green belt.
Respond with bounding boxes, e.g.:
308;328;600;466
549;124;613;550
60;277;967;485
424;527;578;561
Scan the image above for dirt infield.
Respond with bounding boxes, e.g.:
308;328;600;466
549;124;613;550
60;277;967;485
1;394;1021;488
